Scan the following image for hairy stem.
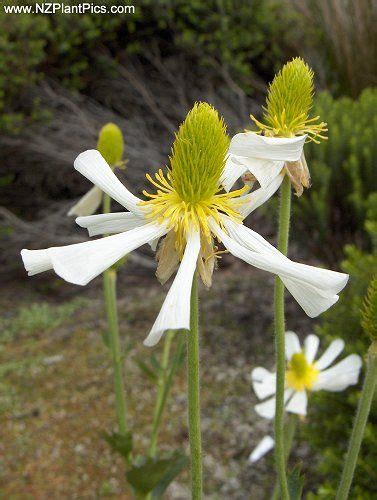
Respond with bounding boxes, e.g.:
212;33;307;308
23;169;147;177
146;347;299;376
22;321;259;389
187;271;203;499
102;193;128;437
272;414;298;500
274;175;291;499
336;345;377;500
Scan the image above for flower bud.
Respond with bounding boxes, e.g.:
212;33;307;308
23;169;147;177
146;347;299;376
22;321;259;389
97;123;124;167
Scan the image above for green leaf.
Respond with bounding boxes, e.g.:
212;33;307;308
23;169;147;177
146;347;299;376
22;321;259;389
287;464;305;500
136;359;158;382
126;451;188;498
102;431;133;459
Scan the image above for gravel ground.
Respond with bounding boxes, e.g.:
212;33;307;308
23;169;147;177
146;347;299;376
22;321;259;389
0;251;318;499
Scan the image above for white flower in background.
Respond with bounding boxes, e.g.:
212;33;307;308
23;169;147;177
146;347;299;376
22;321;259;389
67;123;125;217
248;331;362;462
21;104;348;347
223;58;328;198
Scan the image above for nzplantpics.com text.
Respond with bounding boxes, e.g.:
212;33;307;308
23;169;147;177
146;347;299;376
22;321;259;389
3;3;135;15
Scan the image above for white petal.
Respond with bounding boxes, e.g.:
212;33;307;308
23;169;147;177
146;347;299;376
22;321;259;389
229;133;306;162
304;334;320;364
23;223;167;285
76;212;146;237
314;338;345;370
285;390;308;416
238;174;284;218
221;155;249;192
233;156;285;190
313;354;362;392
282;277;340;318
251;367;276;399
222;216;281;256
21;249;52;276
143;229;201;347
74;150;144;216
67;186;103;217
249;436;275;463
285;331;301;360
254;389;293;420
210;221;348;316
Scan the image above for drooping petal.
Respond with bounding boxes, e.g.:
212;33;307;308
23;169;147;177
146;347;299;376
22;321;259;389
285;390;308;415
251;367;276;399
254;389;293;420
74;150;144;216
143;229;201;347
67;186;103;217
313;354;362;392
285;331;301;360
21;222;167;286
21;249;52;276
249;436;275;463
210;221;348;316
304;334;320;364
237;174;284;218
282;277;340;318
229;133;307;162
76;212;147;237
314;339;345;370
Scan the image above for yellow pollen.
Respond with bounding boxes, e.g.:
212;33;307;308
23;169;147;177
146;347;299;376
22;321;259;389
285;352;319;391
140;169;248;257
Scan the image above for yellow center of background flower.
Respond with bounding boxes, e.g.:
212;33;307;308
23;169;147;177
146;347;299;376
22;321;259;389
285;352;319;391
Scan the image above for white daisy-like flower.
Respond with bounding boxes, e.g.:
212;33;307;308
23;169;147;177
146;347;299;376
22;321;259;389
21;104;348;347
248;331;362;462
252;331;362;420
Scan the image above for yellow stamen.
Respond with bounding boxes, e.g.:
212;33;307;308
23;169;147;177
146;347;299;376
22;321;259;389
285;352;319;391
140;170;248;257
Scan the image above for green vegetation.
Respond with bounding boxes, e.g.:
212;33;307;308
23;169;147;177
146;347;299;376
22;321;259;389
0;0;294;133
294;88;377;261
303;215;377;499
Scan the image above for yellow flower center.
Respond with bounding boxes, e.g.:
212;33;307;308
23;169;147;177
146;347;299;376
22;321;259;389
140;169;247;257
285;352;319;391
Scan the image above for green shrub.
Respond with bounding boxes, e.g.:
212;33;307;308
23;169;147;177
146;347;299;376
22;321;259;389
294;88;377;262
0;0;293;133
302;214;377;498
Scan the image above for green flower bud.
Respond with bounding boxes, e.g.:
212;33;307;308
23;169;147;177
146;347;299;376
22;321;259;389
97;123;124;167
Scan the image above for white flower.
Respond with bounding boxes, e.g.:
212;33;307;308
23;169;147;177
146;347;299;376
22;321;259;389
252;331;362;420
222;132;307;195
21;105;348;347
248;332;362;462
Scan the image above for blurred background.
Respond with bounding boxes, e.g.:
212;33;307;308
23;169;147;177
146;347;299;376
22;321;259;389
0;0;376;498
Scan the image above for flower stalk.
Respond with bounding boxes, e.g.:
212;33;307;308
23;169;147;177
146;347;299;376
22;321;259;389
336;344;376;499
187;270;203;499
274;175;292;499
103;192;128;437
336;275;377;500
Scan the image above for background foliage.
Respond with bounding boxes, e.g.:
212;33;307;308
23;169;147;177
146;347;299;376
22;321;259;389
0;0;376;497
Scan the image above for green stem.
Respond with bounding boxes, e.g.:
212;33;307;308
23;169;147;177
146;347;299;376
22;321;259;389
102;193;128;437
274;175;291;500
336;345;377;500
272;415;298;500
187;271;203;499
